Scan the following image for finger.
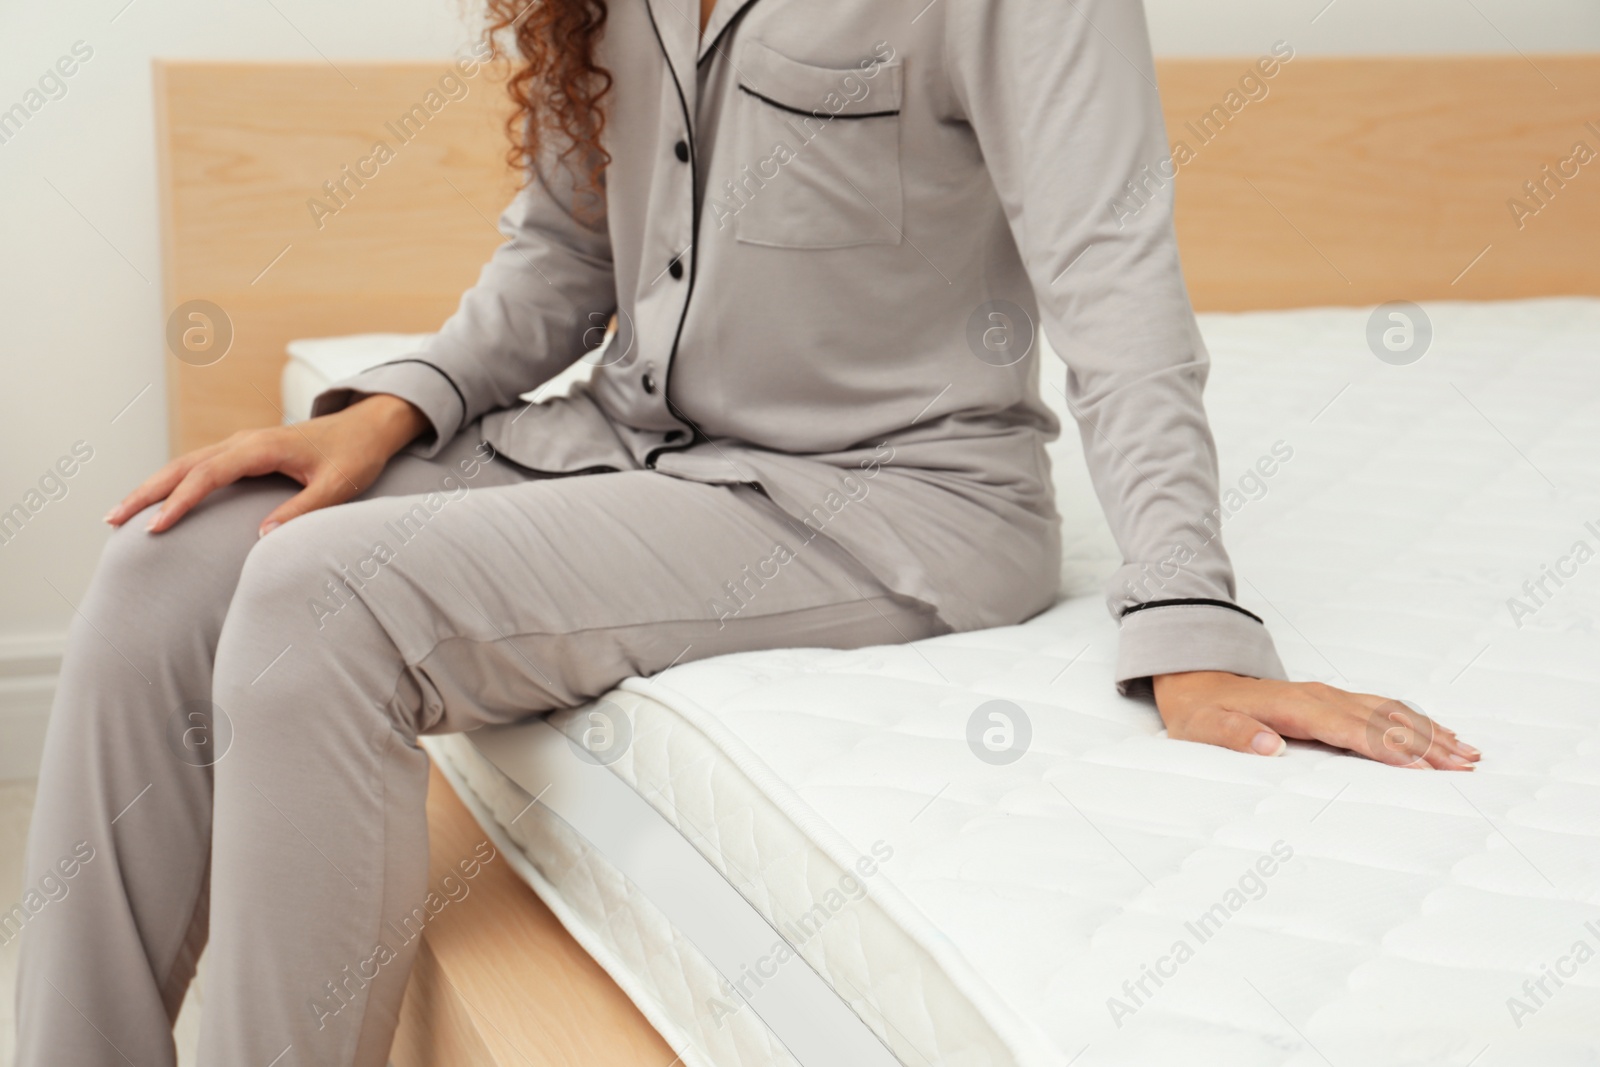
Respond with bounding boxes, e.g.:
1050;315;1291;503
1237;686;1416;769
1429;729;1479;763
1170;705;1286;758
1279;688;1469;769
1417;724;1478;768
257;477;351;537
1369;700;1476;770
1343;699;1473;771
106;447;220;526
1369;702;1439;769
1418;724;1478;771
146;453;252;533
1347;691;1479;763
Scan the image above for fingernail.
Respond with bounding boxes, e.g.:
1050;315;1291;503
1459;743;1481;757
103;508;117;524
1251;732;1286;756
258;521;279;539
1449;753;1474;768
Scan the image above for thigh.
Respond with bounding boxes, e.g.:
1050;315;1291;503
53;415;539;719
240;467;945;733
116;417;530;569
361;418;535;498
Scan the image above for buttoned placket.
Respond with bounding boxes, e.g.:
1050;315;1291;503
638;0;698;467
636;0;767;468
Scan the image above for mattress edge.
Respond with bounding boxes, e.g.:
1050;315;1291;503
420;733;719;1067
619;674;1070;1067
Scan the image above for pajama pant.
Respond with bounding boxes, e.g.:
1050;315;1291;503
14;421;944;1067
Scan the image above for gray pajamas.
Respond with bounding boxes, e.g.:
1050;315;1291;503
21;0;1295;1060
14;424;942;1066
313;0;1287;687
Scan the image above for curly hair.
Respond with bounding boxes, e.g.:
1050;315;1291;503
485;0;614;215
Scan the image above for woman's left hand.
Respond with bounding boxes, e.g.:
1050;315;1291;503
1152;671;1480;770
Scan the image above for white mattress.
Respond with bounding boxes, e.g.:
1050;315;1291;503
281;333;594;425
296;299;1600;1066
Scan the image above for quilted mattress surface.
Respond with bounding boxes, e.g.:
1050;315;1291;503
438;297;1600;1067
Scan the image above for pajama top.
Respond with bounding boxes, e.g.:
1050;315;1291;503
313;0;1289;691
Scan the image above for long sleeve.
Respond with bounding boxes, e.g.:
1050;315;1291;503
943;0;1286;692
310;148;615;457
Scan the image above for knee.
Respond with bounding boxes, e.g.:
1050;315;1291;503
215;510;425;732
83;504;237;648
212;519;344;719
45;503;253;745
87;481;285;635
220;506;403;684
95;503;188;599
227;510;352;635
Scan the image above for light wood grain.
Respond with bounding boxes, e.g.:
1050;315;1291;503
1159;55;1600;310
390;764;679;1067
157;56;1600;454
155;60;520;454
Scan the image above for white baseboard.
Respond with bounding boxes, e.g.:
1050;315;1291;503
0;631;65;782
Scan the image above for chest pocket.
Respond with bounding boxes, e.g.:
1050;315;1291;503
723;39;903;250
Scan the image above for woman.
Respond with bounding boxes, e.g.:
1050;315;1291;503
16;0;1479;1063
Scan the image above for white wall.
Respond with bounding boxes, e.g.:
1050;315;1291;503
0;0;480;777
1;0;1598;778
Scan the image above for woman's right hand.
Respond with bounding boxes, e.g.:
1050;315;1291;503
105;395;430;538
1153;671;1480;770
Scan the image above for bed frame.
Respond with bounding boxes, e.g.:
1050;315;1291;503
154;52;1600;1065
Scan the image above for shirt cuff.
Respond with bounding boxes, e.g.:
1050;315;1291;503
309;359;468;459
1113;600;1288;696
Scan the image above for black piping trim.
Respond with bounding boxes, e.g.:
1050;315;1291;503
641;0;764;469
643;0;698;469
698;0;763;66
1120;598;1264;626
643;1;688;119
367;358;468;434
737;83;899;120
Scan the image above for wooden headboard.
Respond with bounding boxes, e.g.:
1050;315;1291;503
156;55;1600;455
